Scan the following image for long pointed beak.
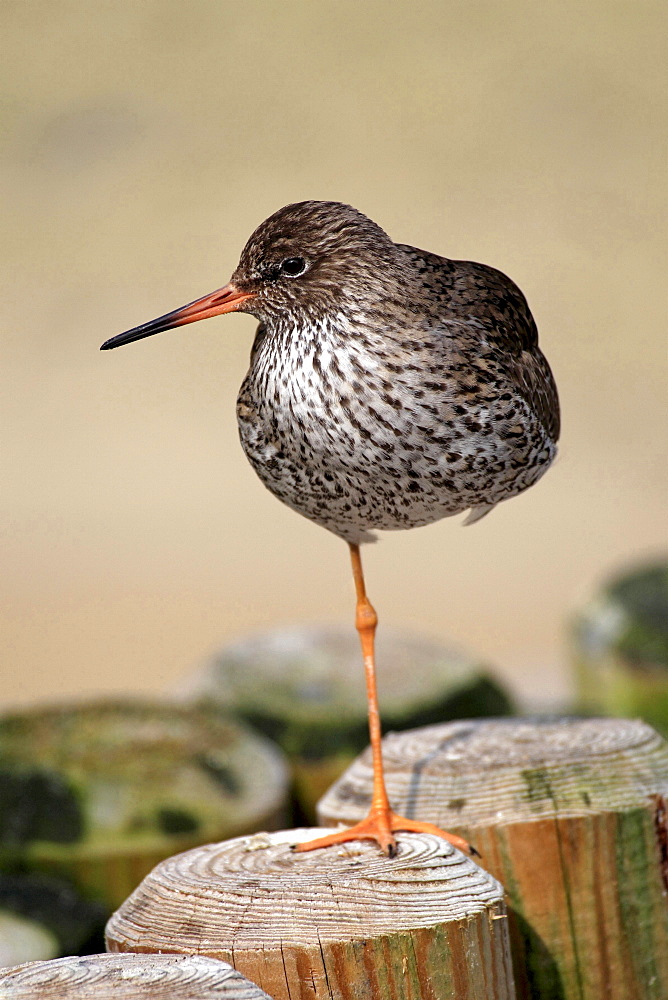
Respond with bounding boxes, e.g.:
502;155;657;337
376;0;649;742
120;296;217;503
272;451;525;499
100;283;255;350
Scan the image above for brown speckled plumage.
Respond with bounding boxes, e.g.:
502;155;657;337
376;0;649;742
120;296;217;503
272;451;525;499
229;201;559;543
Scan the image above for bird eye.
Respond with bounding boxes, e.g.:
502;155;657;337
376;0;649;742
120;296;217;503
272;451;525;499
280;256;307;277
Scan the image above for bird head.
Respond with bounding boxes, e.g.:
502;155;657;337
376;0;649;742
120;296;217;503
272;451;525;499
100;201;401;351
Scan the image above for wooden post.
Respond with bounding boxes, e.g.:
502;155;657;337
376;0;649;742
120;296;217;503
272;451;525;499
0;953;272;999
0;700;289;909
186;625;512;817
317;717;668;1000
571;559;668;740
106;829;516;1000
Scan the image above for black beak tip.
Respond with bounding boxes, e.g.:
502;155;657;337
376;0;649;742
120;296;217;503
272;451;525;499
99;325;153;351
100;330;134;350
100;312;178;352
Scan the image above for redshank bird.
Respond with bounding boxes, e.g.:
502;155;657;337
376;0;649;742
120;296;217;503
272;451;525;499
101;201;560;857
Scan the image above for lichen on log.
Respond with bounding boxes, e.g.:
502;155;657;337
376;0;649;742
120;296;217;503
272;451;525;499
0;700;289;908
572;559;668;738
317;716;668;1000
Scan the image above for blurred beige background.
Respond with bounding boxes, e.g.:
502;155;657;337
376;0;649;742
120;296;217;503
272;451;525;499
1;1;666;711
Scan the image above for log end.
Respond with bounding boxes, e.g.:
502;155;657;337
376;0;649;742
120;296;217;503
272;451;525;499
107;827;515;1000
0;953;272;999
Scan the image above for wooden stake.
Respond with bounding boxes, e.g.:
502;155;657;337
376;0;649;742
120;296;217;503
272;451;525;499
188;624;512;817
0;953;271;999
317;717;668;1000
0;699;289;909
106;829;516;1000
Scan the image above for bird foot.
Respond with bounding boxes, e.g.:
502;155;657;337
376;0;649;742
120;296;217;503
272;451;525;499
292;809;479;858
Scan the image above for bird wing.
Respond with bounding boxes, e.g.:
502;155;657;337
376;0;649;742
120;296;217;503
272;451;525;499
396;244;560;442
396;244;538;352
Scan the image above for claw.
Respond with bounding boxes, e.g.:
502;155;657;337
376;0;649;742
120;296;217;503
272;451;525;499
292;810;477;858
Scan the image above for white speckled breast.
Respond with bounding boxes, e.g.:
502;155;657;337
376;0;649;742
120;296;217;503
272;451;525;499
236;313;557;544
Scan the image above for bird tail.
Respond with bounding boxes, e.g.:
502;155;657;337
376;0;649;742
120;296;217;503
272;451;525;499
462;503;496;526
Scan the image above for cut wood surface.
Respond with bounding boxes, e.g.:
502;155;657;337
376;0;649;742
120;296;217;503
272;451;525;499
0;953;271;999
106;828;516;1000
318;716;668;1000
184;625;512;816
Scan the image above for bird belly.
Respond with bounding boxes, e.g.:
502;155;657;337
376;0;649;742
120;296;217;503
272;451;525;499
236;349;556;544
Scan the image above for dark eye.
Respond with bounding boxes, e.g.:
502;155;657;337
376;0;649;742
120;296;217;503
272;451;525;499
280;256;307;277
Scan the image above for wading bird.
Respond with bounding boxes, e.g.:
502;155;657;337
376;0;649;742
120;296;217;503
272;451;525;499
102;201;559;856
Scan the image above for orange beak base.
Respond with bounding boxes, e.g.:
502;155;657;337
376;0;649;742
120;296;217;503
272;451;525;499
100;284;254;350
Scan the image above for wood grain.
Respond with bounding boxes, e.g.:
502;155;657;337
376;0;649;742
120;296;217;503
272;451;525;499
0;953;271;999
317;717;668;1000
106;828;516;1000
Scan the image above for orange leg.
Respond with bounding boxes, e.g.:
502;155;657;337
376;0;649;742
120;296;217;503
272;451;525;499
294;542;478;859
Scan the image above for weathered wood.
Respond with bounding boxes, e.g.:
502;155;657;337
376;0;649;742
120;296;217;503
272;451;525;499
0;952;271;998
572;559;668;739
106;828;516;1000
0;700;289;908
318;716;668;1000
184;624;512;815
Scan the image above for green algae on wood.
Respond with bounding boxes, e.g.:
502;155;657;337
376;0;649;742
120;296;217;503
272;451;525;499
0;700;289;908
572;560;668;738
317;716;668;1000
106;829;516;1000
